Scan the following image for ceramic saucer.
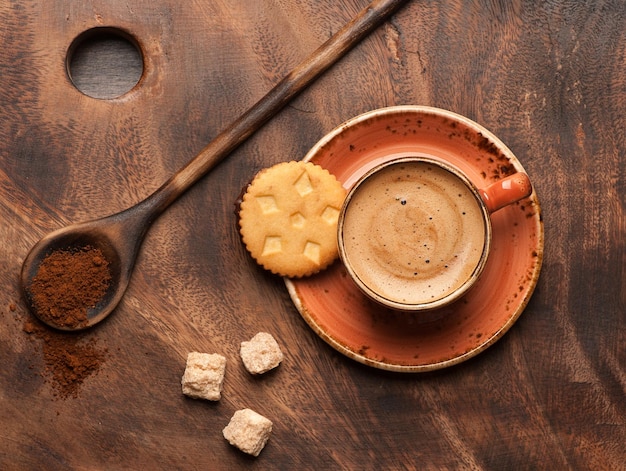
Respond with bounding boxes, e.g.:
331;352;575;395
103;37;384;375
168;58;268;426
285;106;544;372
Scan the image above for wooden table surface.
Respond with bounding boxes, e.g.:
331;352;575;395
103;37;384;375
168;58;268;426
1;1;624;469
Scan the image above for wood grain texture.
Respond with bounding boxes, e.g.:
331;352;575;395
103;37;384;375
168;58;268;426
1;0;624;469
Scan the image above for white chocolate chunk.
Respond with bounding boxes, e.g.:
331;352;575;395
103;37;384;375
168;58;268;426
303;241;321;265
321;205;340;225
290;211;306;229
261;236;282;256
256;195;279;214
294;170;313;196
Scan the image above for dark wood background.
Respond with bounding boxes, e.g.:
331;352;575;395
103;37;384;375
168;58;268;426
1;0;624;469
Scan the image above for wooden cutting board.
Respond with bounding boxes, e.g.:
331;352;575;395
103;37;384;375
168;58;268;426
1;1;416;468
1;1;625;469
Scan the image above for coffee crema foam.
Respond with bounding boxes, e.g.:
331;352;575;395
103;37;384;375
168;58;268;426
342;160;487;306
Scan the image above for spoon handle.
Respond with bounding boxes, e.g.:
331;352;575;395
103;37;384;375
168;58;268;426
143;0;408;216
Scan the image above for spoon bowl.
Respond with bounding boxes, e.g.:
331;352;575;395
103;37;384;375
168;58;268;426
19;0;408;330
20;207;147;330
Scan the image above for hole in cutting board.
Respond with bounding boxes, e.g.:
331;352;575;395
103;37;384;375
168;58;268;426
67;27;144;99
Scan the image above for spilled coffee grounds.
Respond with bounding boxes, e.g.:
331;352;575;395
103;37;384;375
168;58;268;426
23;317;107;399
28;245;111;329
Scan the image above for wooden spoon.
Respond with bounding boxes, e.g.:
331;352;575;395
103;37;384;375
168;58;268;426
20;0;408;331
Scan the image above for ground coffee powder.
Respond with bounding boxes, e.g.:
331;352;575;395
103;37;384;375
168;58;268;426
23;317;107;399
28;245;112;329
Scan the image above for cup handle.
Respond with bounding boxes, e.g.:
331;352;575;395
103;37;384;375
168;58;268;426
478;173;532;213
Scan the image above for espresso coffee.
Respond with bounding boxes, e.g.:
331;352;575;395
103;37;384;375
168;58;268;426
340;158;488;308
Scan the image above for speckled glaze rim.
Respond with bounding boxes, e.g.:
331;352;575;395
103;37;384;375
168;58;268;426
285;105;544;372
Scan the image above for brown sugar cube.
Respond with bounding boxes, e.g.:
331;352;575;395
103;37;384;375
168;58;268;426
222;409;273;457
181;352;226;401
240;332;284;375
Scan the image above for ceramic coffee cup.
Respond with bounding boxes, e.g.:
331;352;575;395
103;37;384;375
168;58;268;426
337;155;531;311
